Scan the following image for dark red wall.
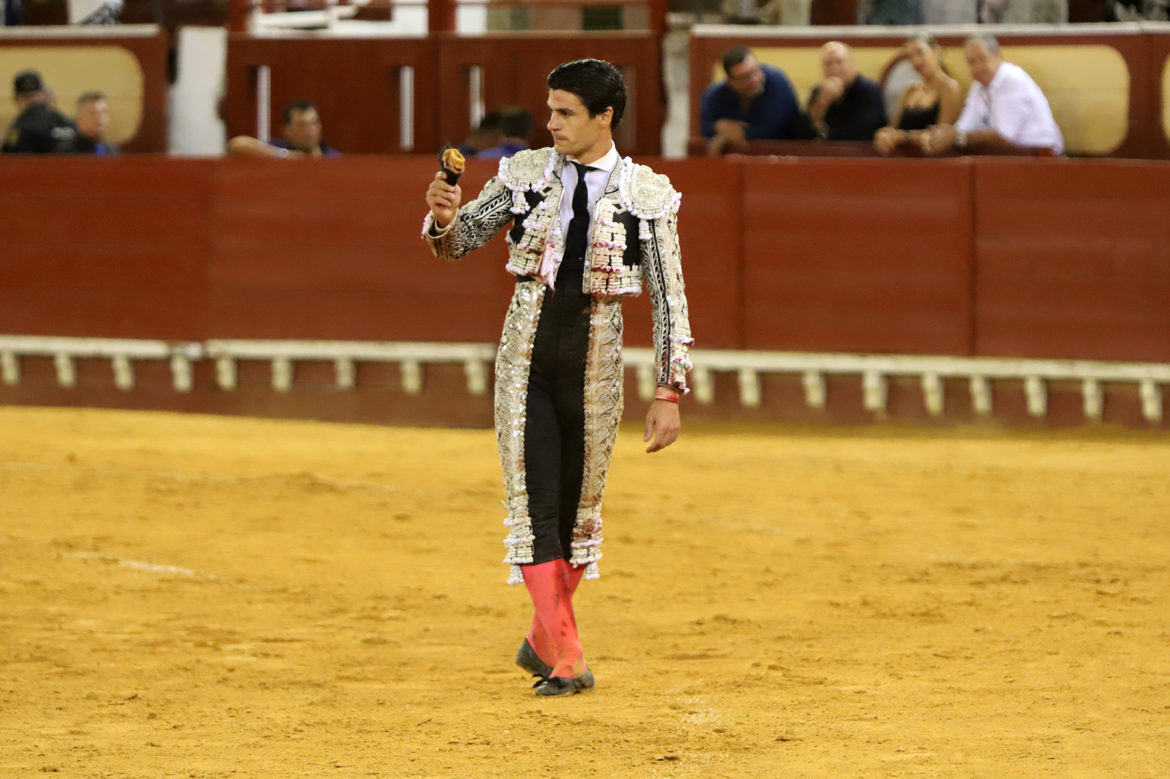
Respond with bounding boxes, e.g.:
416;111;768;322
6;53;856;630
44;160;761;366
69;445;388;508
0;158;213;337
739;157;974;355
2;154;1168;428
973;158;1170;362
206;158;515;342
3;154;1168;357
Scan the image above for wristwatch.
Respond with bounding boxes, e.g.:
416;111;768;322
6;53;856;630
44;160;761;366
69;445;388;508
954;131;968;150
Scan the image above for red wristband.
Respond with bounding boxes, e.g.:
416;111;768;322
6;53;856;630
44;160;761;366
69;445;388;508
655;386;680;404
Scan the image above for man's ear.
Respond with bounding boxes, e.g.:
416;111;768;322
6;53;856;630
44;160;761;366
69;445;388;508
598;107;614;128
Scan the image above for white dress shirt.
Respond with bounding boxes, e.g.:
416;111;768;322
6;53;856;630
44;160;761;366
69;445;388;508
955;61;1064;154
558;141;621;238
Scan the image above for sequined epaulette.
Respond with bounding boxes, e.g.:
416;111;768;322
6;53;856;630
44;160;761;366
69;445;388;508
498;147;557;193
618;158;681;220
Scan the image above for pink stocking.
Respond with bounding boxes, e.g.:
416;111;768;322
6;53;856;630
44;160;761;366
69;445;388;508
526;562;586;667
522;560;586;677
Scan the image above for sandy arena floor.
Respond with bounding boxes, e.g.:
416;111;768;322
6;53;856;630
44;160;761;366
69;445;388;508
2;406;1168;777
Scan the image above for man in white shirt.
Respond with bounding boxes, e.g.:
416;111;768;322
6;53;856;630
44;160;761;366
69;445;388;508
922;34;1064;155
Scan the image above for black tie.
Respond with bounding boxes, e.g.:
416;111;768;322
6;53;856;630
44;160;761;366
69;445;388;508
563;162;595;266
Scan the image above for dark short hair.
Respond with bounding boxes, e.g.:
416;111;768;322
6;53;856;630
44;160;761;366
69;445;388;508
721;45;753;76
282;99;318;125
76;90;107;110
477;110;503;133
500;106;534;139
965;33;1000;55
547;59;627;129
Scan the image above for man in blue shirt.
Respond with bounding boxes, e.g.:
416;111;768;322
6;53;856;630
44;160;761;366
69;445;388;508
699;45;801;156
227;100;340;159
476;106;533;160
70;91;119;155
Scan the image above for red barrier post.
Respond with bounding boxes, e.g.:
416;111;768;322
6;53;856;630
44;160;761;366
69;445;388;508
428;0;456;32
228;0;250;33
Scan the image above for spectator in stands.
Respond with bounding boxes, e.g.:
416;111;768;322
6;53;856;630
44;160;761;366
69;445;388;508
459;111;503;156
858;0;923;23
1107;0;1166;19
921;34;1064;156
69;90;118;154
476;106;534;159
227;99;340;159
979;0;1068;22
923;0;975;22
699;45;802;156
3;0;22;25
2;69;77;154
873;33;960;155
757;0;811;24
804;41;887;141
721;0;763;23
722;0;811;24
978;0;1009;18
67;0;121;24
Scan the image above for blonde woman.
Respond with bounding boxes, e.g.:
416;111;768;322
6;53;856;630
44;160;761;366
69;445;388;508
874;34;961;155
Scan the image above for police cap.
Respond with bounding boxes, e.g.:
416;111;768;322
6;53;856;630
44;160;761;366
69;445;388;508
13;69;46;96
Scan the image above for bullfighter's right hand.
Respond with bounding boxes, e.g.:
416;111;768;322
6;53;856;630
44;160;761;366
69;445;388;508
426;170;462;229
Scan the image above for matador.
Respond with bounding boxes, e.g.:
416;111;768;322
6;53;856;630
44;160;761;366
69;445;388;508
423;59;693;697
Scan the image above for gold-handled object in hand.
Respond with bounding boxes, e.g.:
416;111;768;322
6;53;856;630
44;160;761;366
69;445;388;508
439;145;466;185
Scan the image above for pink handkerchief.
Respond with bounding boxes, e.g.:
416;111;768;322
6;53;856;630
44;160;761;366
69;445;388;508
538;243;559;289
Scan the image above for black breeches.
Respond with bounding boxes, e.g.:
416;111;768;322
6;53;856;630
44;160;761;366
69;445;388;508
525;279;592;564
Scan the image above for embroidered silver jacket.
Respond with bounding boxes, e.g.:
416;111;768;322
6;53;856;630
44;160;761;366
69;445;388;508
423;147;694;391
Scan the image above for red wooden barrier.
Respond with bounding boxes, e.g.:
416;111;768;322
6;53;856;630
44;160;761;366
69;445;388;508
3;155;1168;360
0;157;213;339
2;155;1170;360
973;157;1170;362
739;157;975;355
2;154;1168;430
207;157;513;341
627;159;745;349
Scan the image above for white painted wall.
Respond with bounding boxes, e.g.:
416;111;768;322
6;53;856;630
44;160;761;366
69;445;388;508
168;26;227;155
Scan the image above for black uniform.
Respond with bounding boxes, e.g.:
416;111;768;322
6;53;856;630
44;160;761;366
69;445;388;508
2;104;78;154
